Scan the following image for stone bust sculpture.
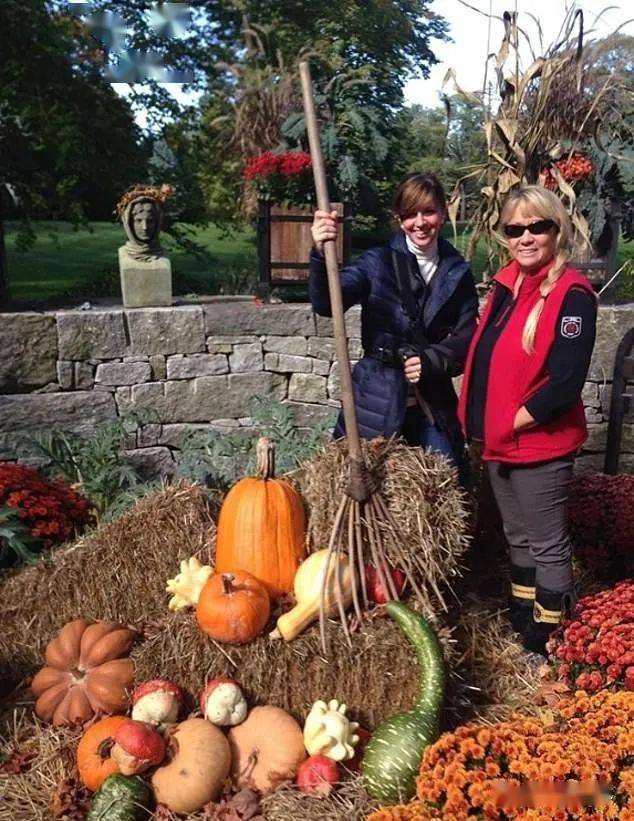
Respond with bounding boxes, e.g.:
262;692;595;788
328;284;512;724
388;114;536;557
116;185;174;307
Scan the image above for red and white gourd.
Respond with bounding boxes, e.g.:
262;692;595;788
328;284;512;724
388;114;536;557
131;679;182;729
111;719;166;775
200;677;247;727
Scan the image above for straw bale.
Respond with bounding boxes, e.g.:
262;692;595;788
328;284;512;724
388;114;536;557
297;439;470;616
261;777;378;821
130;607;424;729
452;606;542;723
0;710;82;821
0;483;217;677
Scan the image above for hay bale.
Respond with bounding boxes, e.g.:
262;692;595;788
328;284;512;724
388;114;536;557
261;778;378;821
297;439;469;616
0;713;82;821
452;606;542;723
0;483;217;675
131;607;422;728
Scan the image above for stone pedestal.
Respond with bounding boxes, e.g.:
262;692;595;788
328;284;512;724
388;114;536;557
119;249;172;308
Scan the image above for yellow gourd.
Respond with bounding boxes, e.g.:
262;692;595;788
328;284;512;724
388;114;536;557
272;549;354;641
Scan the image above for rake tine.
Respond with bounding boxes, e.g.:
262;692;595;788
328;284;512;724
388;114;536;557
347;499;363;621
372;493;427;605
367;495;400;600
363;497;396;603
320;494;348;654
333;511;353;647
353;501;369;609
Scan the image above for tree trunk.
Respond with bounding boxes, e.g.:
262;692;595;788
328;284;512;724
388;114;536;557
0;189;10;308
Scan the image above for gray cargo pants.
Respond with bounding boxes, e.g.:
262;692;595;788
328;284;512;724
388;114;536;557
486;456;575;592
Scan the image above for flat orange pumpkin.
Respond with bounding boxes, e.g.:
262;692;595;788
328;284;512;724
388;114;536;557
31;619;136;727
215;438;305;600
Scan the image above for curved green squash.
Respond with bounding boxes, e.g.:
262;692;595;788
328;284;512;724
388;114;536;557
87;774;152;821
361;602;445;803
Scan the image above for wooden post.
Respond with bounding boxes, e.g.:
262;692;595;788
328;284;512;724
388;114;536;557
604;328;634;474
256;200;272;301
0;188;10;309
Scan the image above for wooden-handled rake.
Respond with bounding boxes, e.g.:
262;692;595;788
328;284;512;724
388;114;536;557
299;61;428;652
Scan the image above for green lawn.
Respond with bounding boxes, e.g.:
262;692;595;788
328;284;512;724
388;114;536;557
4;220;632;304
5;221;257;303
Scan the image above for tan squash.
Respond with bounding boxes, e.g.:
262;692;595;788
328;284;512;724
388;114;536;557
31;619;136;726
151;718;231;814
228;705;306;793
215;438;305;600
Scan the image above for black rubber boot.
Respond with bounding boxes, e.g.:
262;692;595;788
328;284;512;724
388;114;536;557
509;565;536;635
522;587;575;656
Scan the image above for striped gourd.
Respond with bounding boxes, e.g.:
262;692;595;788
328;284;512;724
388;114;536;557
361;602;445;803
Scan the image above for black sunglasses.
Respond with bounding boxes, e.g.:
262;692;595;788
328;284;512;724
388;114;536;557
503;219;558;239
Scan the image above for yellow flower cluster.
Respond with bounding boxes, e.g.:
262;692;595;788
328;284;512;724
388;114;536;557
114;183;175;218
368;692;633;821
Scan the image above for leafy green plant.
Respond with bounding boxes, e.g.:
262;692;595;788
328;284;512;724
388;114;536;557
175;397;335;490
0;505;41;567
19;411;154;520
100;481;163;523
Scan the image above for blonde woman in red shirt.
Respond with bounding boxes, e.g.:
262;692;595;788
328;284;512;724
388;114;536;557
458;186;597;654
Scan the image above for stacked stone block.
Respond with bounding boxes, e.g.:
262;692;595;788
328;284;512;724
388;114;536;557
0;301;631;477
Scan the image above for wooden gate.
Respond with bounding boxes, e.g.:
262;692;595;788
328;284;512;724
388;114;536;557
604;327;634;474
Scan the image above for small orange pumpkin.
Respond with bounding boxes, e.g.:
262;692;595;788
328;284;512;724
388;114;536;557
215;437;305;600
196;571;270;644
77;715;128;791
31;619;136;726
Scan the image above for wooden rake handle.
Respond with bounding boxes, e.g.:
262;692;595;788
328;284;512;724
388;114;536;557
299;60;363;464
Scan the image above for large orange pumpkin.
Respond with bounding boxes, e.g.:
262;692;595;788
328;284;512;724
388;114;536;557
215;437;305;599
77;715;128;791
31;619;136;726
196;571;270;644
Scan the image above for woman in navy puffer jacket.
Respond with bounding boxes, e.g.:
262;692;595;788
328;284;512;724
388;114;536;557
309;173;478;468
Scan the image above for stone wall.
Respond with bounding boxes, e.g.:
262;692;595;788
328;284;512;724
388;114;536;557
0;301;632;476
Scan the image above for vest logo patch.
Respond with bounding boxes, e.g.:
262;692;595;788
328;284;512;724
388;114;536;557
561;316;582;339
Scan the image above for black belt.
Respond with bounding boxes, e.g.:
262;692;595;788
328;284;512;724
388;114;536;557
367;346;403;368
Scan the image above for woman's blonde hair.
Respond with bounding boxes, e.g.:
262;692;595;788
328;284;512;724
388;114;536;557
500;186;574;353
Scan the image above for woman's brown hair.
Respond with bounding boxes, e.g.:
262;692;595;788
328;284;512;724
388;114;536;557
393;172;447;218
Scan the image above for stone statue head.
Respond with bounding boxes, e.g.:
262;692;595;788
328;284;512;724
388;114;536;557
130;199;159;244
121;195;163;262
116;184;174;264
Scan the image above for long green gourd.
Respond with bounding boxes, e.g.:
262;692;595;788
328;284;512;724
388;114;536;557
361;602;445;803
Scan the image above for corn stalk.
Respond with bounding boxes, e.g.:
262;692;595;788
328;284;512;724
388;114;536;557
211;18;312;216
445;8;623;284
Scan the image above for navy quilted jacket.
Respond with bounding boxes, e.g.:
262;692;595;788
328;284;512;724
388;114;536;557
309;231;478;439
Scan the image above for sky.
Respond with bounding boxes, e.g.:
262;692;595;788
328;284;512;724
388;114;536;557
405;0;633;108
113;0;632;126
